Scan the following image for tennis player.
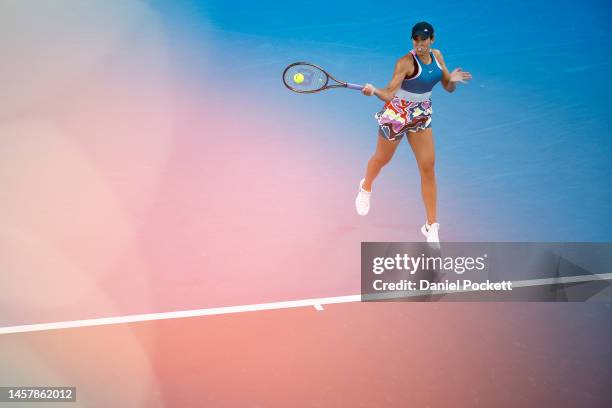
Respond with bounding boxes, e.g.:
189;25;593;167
355;21;472;244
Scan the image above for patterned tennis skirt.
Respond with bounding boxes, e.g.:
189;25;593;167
375;97;432;141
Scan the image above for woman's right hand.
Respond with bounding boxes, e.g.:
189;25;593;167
362;83;376;96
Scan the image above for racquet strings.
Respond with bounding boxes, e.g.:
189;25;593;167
283;64;328;92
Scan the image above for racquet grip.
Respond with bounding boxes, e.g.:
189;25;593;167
346;83;364;90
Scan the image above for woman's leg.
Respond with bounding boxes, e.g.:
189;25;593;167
362;131;401;192
407;128;437;224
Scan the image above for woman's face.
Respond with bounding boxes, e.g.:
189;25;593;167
412;35;434;56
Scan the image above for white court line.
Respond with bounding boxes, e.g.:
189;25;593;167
0;295;360;335
1;273;610;335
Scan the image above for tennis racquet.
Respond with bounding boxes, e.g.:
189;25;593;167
282;62;364;93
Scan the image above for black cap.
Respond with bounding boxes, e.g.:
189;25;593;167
411;21;434;39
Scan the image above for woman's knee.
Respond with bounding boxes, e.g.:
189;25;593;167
418;158;436;177
370;154;392;168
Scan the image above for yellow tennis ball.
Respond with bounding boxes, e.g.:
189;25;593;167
293;73;304;84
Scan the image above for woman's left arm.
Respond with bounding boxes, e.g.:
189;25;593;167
433;49;472;93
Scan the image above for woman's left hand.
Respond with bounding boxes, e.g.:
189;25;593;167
450;68;472;84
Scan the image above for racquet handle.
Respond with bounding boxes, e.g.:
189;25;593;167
346;83;364;90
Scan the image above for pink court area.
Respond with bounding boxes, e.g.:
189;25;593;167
2;302;610;407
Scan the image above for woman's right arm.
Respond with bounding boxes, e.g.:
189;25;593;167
363;56;412;102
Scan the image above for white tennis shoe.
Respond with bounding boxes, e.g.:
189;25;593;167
421;222;440;247
355;178;371;216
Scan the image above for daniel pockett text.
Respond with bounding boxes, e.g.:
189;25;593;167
370;253;513;294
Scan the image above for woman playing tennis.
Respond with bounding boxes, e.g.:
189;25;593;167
355;21;472;244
